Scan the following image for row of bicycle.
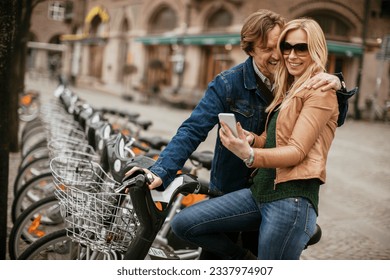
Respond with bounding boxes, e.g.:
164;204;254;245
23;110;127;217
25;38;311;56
10;84;217;260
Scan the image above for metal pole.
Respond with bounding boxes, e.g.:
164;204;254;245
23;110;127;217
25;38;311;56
0;0;15;260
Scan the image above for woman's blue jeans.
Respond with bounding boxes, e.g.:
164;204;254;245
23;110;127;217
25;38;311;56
171;188;317;260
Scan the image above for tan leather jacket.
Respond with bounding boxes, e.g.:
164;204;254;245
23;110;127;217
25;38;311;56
252;87;339;186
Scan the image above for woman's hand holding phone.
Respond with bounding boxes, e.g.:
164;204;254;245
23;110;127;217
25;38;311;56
219;113;254;163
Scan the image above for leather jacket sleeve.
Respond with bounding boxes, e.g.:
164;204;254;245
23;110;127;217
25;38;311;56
252;132;266;148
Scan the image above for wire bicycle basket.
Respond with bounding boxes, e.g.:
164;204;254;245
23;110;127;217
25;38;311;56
50;156;139;254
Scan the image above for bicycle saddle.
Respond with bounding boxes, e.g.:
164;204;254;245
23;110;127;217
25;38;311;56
137;135;170;150
305;224;322;248
189;150;213;170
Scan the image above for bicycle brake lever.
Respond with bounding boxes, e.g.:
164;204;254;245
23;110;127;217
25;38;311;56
116;174;145;193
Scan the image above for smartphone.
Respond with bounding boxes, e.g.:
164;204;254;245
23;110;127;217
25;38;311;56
218;113;238;137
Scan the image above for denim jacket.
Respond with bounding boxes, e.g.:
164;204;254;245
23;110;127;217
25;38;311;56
150;56;355;193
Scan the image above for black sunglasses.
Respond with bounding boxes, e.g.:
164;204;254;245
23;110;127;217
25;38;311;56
280;42;309;56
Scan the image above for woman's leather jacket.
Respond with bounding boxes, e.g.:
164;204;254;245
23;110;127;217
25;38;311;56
251;87;339;186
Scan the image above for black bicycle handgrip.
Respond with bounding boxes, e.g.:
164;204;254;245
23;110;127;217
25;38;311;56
207;188;224;198
195;183;224;197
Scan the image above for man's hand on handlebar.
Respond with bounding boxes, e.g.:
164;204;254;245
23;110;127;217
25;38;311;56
125;167;163;190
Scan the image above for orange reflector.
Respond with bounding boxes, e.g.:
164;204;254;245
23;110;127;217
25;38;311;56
155;201;163;211
132;147;142;155
181;194;206;206
20;95;32;106
28;215;46;238
28;215;41;233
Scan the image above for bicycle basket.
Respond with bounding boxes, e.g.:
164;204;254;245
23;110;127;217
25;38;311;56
50;156;139;253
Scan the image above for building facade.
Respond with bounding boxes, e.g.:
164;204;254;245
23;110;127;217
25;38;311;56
28;0;390;119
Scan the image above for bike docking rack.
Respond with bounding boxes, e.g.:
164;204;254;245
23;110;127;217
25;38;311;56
12;83;220;260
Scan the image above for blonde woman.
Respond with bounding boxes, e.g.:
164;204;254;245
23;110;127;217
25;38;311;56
171;18;339;260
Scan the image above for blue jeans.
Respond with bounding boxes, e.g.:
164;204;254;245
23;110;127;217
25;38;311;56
171;188;317;260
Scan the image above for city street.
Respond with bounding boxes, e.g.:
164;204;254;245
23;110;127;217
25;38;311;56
7;76;390;260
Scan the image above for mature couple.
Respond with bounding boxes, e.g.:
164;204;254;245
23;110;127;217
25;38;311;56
128;9;356;260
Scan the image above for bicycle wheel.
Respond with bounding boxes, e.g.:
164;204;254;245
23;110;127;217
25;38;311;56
13;156;51;196
21;124;45;144
12;172;54;222
18;146;49;171
8;196;64;259
17;229;119;260
17;229;75;260
21;117;42;139
21;134;47;159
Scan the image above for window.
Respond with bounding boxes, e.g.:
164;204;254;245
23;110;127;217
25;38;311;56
381;0;390;17
149;7;177;33
308;13;351;40
90;15;102;35
48;1;65;21
206;8;233;32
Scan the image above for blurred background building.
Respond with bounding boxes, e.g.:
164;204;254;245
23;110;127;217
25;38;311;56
27;0;390;119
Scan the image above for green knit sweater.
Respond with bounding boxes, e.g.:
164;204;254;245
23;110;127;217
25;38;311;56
250;110;320;215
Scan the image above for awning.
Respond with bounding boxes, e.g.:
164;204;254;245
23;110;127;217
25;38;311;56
327;40;363;57
136;34;363;56
136;33;241;46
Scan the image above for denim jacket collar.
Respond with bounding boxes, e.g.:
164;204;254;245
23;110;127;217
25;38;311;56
243;57;258;91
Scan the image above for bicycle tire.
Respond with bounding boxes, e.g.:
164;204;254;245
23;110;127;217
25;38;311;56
19;146;49;171
8;195;64;259
20;121;45;141
21;118;42;139
21;136;47;159
17;229;74;260
18;228;119;260
13;156;50;196
21;125;45;144
19;112;39;122
12;172;54;223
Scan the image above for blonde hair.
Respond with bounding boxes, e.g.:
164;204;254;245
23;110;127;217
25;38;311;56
267;18;328;111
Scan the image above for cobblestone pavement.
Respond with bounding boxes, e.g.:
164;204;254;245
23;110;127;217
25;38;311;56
6;77;390;260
